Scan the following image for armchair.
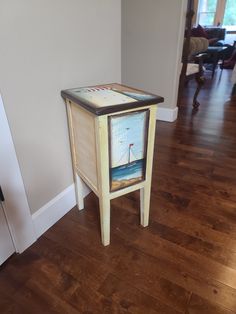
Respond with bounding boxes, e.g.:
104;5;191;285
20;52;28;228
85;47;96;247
179;37;208;108
178;0;209;109
191;25;226;46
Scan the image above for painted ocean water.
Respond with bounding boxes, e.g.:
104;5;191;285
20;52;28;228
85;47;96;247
111;159;144;182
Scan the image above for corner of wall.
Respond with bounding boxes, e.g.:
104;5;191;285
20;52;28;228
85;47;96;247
32;183;90;239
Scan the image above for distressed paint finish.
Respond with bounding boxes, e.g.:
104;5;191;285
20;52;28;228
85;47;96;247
63;84;162;245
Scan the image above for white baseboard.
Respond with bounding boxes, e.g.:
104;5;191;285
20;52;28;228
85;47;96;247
156;106;178;122
32;183;90;238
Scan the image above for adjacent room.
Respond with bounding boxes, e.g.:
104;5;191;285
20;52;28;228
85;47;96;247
1;0;236;313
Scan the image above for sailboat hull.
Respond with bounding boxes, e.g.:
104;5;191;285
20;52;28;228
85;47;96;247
110;159;145;191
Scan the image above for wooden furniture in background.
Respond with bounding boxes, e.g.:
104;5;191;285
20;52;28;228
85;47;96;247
178;0;208;109
62;83;164;245
184;52;207;108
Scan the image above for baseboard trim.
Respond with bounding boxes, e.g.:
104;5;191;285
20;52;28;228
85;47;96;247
32;183;90;238
157;106;178;122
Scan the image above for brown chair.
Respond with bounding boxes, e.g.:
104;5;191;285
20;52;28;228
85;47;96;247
178;1;208;109
183;51;207;108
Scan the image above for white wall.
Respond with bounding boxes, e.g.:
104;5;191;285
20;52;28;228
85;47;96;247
121;0;187;115
0;0;121;214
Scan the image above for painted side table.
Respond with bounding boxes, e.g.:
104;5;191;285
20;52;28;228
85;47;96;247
61;83;164;245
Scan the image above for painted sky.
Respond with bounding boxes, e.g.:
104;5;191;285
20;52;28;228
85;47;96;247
110;111;147;168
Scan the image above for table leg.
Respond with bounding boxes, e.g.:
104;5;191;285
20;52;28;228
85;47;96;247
99;196;110;246
221;53;226;71
75;174;84;210
212;51;218;79
140;185;151;227
139;106;157;228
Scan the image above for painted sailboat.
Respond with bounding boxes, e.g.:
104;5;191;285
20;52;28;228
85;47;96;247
117;143;138;169
109;110;148;191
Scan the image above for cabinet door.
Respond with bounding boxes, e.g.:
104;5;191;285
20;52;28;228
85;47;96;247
0;201;15;265
109;110;149;192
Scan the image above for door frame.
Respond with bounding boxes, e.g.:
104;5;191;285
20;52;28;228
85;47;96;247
0;201;15;264
0;94;36;253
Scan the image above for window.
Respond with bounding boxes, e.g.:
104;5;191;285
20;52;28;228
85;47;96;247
196;0;236;30
223;0;236;29
198;0;218;26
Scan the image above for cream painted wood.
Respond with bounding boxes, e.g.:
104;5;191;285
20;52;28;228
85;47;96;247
95;115;111;246
109;181;145;200
66;100;96;210
65;97;158;245
0;202;15;265
140;106;157;226
98;196;110;246
71;103;98;189
75;167;98;196
66;100;81;209
75;174;84;210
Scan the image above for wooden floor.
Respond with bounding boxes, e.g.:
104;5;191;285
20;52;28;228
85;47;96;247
1;69;236;313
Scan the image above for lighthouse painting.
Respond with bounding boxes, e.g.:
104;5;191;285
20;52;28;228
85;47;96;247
109;110;149;191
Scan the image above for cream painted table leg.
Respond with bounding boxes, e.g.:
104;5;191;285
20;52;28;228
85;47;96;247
99;196;110;246
140;184;151;227
75;174;84;210
95;115;111;246
66;100;85;211
140;106;157;227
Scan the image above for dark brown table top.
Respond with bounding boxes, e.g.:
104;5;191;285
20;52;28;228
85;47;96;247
61;83;164;116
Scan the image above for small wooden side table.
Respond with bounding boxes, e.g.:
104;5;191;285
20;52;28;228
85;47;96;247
61;83;164;245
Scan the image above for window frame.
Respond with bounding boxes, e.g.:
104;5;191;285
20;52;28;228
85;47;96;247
196;0;227;27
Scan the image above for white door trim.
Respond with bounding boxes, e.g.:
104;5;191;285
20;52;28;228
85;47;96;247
0;202;15;265
0;94;36;253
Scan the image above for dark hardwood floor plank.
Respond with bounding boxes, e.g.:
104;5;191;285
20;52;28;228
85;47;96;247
23;253;126;314
99;273;181;314
113;189;236;257
0;250;42;297
106;206;236;312
112;247;191;313
187;294;236;314
30;236;109;292
0;294;31;314
110;204;236;288
13;279;80;314
43;214;132;268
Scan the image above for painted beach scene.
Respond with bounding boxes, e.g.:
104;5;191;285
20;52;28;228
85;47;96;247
109;110;148;191
66;85;157;108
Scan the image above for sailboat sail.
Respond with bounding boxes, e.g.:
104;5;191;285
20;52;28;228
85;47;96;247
117;143;138;167
129;149;136;163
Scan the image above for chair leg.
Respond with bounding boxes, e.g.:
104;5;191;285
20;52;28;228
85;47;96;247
193;74;205;109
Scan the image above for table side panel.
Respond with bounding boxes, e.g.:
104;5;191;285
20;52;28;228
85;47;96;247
71;102;98;190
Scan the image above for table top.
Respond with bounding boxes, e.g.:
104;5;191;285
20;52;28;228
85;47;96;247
61;83;164;116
